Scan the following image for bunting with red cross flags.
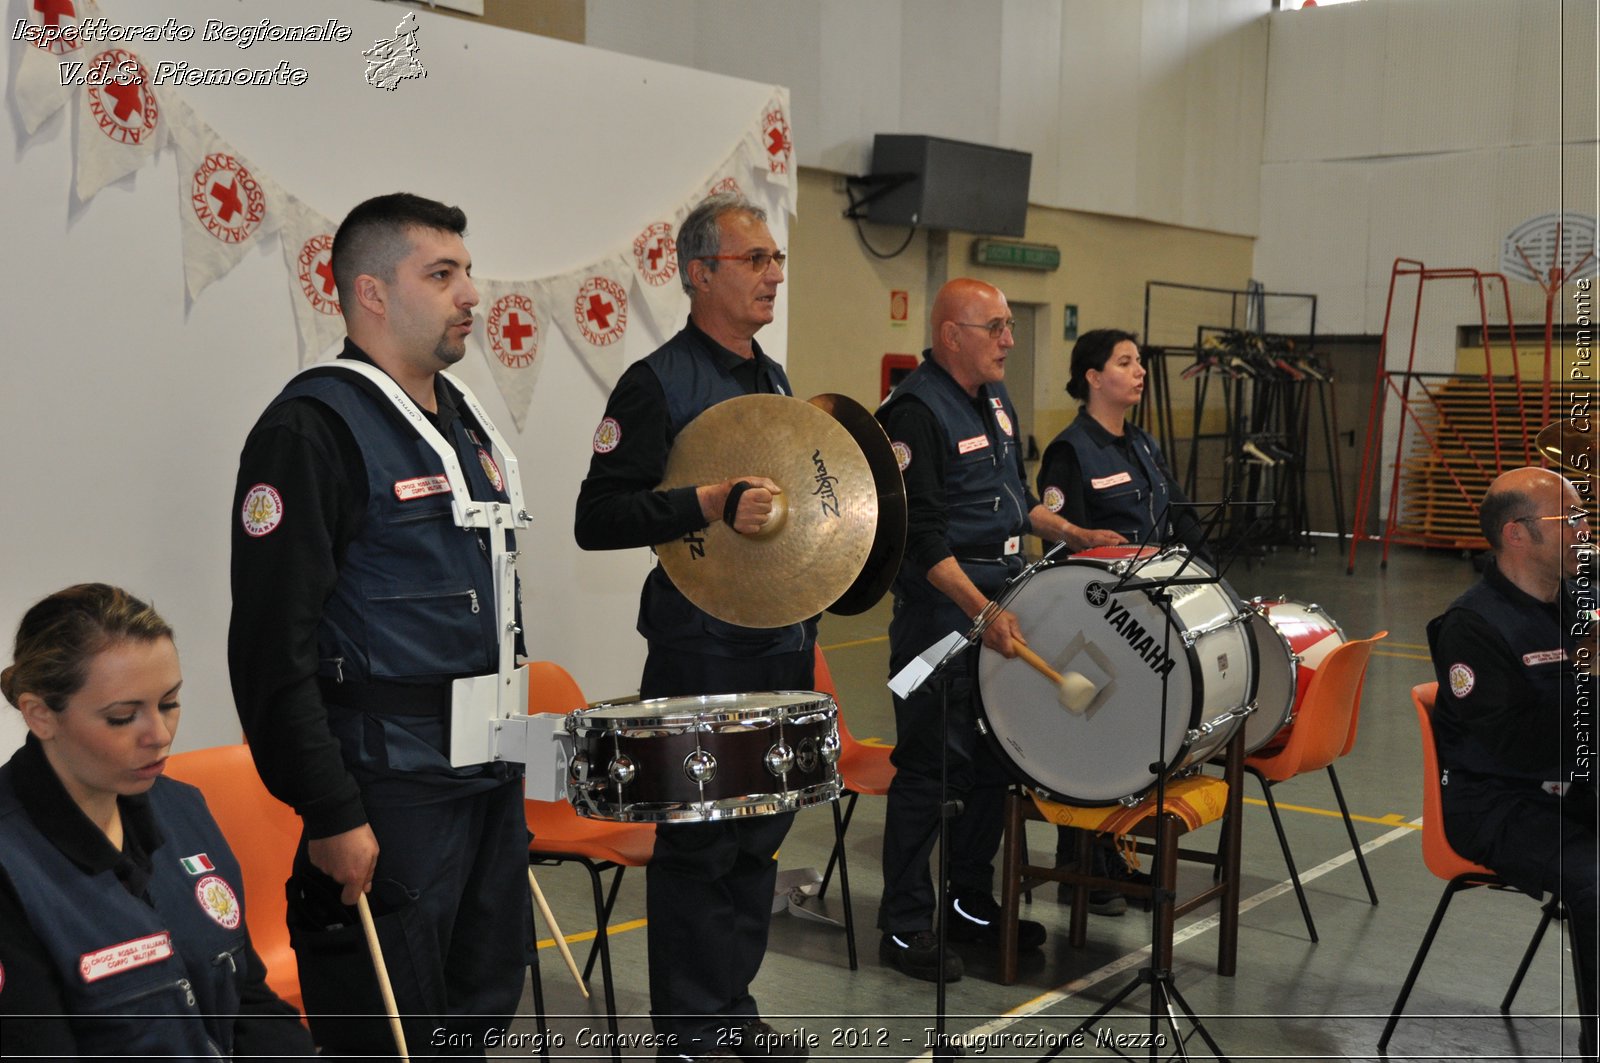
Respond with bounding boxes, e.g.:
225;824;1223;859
539;252;633;390
75;41;165;201
473;278;546;431
15;0;94;135
278;195;345;365
167;95;283;301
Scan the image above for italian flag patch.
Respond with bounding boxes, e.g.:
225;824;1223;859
180;854;215;876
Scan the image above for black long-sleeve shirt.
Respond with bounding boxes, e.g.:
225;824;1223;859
0;736;313;1057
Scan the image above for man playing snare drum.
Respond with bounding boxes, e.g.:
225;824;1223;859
575;193;811;1061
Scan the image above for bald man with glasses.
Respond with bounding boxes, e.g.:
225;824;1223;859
1428;465;1597;1054
872;279;1114;982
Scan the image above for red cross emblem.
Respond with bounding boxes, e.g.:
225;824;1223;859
210;180;244;222
488;293;539;369
30;0;79;54
632;222;678;288
763;104;791;175
297;234;340;316
85;50;158;146
574;277;628;347
191;153;266;244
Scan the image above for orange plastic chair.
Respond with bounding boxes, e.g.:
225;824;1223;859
1241;631;1387;942
813;644;894;971
165;744;302;1014
1380;683;1587;1053
523;661;654;1053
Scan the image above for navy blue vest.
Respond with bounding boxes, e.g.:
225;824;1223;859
1428;570;1576;780
0;771;250;1059
880;355;1029;602
635;330;816;657
273;369;508;684
1043;411;1174;544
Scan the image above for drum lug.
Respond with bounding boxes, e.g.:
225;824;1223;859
683;749;718;784
608;754;636;786
765;742;796;778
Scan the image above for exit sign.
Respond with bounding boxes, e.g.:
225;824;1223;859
971;240;1060;271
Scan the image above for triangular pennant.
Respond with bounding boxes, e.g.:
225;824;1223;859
277;196;345;365
540;253;633;390
473;278;546;432
15;0;91;134
627;212;689;338
167;96;283;301
75;44;166;201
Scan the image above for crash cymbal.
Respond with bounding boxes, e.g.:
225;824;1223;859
808;393;907;616
656;394;878;629
1536;419;1595;476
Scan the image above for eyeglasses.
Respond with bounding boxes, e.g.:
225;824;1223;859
1513;512;1590;530
954;318;1017;339
698;250;787;273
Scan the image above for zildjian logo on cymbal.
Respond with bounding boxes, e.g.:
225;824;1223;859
811;449;841;518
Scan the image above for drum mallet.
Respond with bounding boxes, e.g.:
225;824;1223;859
355;892;411;1063
528;868;590;999
1014;637;1096;715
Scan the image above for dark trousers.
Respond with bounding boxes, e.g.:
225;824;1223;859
289;777;533;1058
639;645;813;1050
877;589;1012;934
1444;777;1598;1034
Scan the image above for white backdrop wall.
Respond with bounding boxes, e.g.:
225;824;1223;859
586;0;1273;237
1255;0;1599;343
0;0;789;755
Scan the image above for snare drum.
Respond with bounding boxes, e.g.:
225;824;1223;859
566;692;841;822
977;546;1255;805
1241;599;1346;753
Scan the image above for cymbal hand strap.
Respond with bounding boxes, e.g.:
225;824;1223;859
723;480;753;529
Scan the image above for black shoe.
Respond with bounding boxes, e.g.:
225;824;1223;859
1056;881;1128;916
724;1020;810;1063
946;892;1047;950
880;930;963;982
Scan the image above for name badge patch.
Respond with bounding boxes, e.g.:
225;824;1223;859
1091;471;1133;490
394;475;452;501
957;434;990;454
1523;649;1567;666
80;933;173;983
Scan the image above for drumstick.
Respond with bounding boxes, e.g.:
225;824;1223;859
1014;642;1064;685
528;868;590;999
356;893;411;1063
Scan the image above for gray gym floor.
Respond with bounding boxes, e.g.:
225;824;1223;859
509;543;1593;1062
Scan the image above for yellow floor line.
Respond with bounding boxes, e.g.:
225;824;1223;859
1384;640;1429;650
818;634;889;652
1241;794;1420;829
1374;649;1432;661
536;916;647;951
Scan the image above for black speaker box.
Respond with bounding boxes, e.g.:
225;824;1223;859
865;134;1031;237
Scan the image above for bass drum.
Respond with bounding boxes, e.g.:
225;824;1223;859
1241;599;1346;753
977;546;1256;806
566;692;841;822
